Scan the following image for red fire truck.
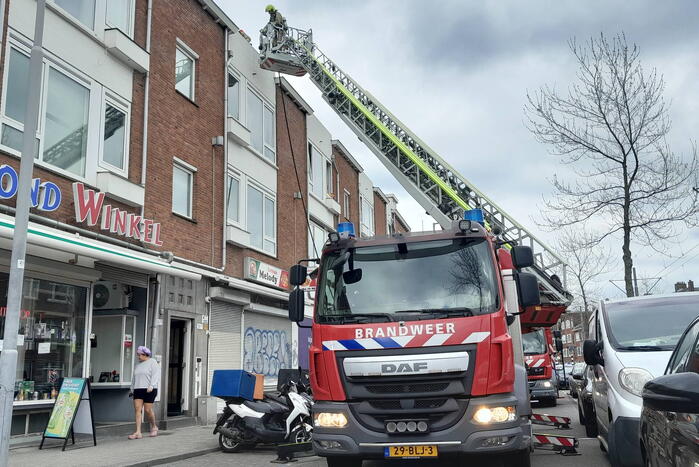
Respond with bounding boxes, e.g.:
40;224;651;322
287;219;541;466
522;327;558;406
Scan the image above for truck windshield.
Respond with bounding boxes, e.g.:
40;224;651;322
604;295;699;351
522;330;547;355
316;238;499;323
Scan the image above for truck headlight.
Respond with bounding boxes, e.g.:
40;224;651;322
618;368;653;397
473;406;516;424
542;381;552;388
314;412;348;428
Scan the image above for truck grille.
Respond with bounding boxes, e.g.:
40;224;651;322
527;366;545;377
365;382;449;395
336;345;476;434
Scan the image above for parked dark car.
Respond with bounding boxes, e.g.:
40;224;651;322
568;362;586;398
554;363;573;389
641;315;699;467
576;365;598;438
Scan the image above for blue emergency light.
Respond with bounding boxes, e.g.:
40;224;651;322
464;208;485;225
337;222;356;240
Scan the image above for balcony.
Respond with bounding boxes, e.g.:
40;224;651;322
227;117;251;147
104;29;149;73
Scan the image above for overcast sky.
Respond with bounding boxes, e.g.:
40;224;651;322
217;1;699;300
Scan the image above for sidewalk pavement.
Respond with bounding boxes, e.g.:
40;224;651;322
9;425;219;467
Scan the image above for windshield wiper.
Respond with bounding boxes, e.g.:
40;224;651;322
320;313;394;324
617;345;670;351
395;308;475;318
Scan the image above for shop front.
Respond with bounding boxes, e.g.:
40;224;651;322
208;258;299;412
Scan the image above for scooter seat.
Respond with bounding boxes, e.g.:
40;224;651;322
243;400;288;414
265;393;288;405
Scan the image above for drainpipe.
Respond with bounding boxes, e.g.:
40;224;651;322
139;0;153;213
222;30;232;271
150;273;161;353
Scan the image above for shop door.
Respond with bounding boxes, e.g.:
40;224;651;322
167;319;188;416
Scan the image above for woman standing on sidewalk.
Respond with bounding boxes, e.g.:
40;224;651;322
128;346;161;439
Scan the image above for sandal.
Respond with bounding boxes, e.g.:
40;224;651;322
128;433;142;440
149;428;158;437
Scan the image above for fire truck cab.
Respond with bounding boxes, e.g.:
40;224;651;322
288;219;540;466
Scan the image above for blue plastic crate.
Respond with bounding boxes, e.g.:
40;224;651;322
210;370;256;400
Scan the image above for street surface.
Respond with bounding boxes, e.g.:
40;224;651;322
171;393;610;467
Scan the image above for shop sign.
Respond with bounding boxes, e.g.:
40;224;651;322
0;165;164;246
73;183;163;246
245;257;289;290
0;164;61;211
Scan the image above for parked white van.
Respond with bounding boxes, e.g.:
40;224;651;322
583;292;699;467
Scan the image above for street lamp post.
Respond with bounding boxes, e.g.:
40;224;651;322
0;1;46;462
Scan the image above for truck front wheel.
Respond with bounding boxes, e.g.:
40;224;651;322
325;457;363;467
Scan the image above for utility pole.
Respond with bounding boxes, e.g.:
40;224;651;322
0;1;46;462
632;267;639;297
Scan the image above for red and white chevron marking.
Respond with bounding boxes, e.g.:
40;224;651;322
532;413;571;425
525;357;546;367
534;434;576;447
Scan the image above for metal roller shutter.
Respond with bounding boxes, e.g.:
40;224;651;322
242;312;293;387
95;263;150;288
208;300;243;412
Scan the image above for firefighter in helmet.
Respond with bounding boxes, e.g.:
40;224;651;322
264;5;286;49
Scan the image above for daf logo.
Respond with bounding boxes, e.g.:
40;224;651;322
381;362;429;374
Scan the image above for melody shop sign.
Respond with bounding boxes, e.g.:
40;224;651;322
0;164;163;246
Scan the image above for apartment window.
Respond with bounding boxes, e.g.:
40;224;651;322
105;0;133;35
226;174;240;223
325;160;333;196
55;0;96;29
227;73;240;120
308;143;324;198
175;45;195;100
343;191;350;220
102;101;128;172
247;88;275;162
43;68;90;177
308;222;327;266
172;160;194;218
1;43;132;180
360;197;374;237
247;184;276;255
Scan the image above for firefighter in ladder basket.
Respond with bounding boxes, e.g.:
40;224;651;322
261;5;287;51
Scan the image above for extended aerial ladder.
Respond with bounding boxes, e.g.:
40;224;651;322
258;23;573;316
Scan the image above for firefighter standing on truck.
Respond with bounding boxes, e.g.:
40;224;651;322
264;5;286;50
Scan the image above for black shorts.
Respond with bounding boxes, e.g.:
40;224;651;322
133;388;158;403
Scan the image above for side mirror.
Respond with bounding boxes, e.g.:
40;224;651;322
514;272;540;308
343;268;362;285
290;264;308;287
643;372;699;413
583;339;603;366
555;338;563;352
288;288;305;323
511;246;534;269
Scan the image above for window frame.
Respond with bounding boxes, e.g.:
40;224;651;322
308;221;327;267
343;190;350;220
325;159;333;196
307;142;326;200
0;37;131;183
98;92;130;177
172;157;196;219
360;196;375;237
175;39;198;102
666;320;699;375
48;0;136;40
246;180;277;257
227;69;241;121
226;170;242;226
245;85;276;163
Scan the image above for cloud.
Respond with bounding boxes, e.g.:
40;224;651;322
217;1;699;296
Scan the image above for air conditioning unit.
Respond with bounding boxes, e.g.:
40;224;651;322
93;280;129;310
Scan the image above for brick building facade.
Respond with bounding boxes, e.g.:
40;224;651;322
0;0;410;434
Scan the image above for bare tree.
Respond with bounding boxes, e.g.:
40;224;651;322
555;229;612;316
526;33;699;297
